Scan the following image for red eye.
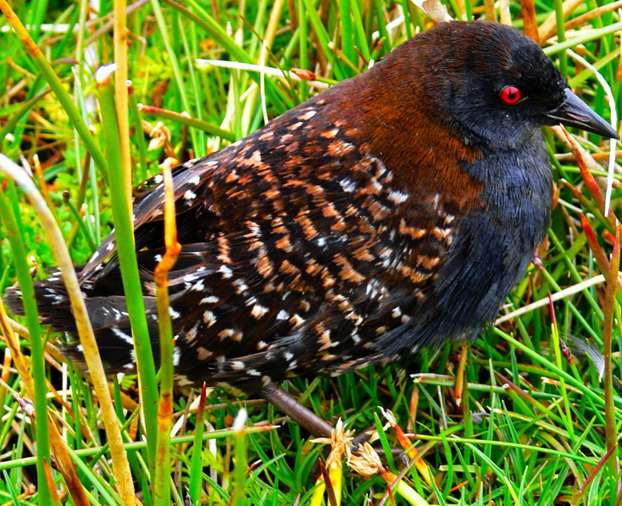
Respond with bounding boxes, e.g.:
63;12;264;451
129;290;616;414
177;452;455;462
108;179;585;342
500;86;522;104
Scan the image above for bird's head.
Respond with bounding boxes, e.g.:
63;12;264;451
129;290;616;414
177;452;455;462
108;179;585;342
378;21;618;149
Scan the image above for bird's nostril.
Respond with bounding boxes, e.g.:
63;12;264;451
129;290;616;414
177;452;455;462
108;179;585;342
544;88;618;139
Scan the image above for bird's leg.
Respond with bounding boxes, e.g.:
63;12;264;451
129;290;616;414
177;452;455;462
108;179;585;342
259;382;333;438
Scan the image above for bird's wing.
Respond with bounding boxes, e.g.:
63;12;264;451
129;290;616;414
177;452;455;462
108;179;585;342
82;180;458;382
160;183;462;386
70;99;477;386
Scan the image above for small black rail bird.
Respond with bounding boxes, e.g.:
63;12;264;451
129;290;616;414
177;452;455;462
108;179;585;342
6;20;618;436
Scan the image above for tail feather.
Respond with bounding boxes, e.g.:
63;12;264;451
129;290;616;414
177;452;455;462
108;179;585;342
63;324;158;374
5;276;159;374
4;273;76;330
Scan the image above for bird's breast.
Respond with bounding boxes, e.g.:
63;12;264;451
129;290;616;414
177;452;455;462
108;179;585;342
414;135;553;343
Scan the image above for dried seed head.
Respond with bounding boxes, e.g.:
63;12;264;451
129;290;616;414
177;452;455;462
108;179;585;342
379;406;396;429
347;443;383;477
312;418;354;466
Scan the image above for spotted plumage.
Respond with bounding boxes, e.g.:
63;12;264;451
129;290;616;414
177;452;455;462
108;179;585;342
6;21;617;393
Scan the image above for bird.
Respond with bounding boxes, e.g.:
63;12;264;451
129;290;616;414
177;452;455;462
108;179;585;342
6;20;618;436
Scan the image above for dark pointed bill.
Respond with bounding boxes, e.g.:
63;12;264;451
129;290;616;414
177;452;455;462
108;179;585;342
545;88;619;139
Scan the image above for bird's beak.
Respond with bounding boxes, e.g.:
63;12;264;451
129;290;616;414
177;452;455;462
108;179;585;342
545;88;619;139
